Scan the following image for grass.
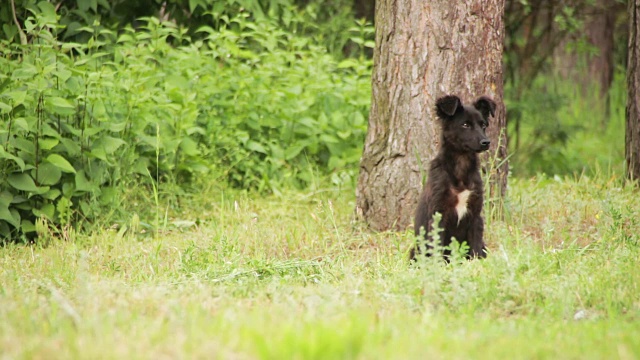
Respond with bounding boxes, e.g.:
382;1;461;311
1;174;640;359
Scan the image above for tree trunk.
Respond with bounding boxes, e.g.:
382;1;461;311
587;0;616;100
628;0;640;182
356;0;507;231
553;0;617;118
353;0;375;24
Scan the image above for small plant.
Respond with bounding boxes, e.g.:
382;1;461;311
446;238;471;264
412;212;445;263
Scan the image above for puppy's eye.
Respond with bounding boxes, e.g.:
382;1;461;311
482;123;487;129
462;122;470;129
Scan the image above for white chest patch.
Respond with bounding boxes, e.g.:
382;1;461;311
455;189;472;224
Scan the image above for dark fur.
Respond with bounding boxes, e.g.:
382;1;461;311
410;95;496;261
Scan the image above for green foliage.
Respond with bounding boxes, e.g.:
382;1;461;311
194;13;371;191
0;5;372;240
1;0;360;60
506;70;625;177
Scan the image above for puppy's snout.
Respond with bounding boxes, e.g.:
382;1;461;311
480;139;491;148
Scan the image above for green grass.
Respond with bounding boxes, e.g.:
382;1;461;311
1;174;640;359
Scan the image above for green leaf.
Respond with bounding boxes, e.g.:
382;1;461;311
0;222;8;237
8;173;39;192
53;68;72;82
285;144;305;160
2;24;17;41
349;37;364;45
179;138;200;156
90;52;111;60
189;0;204;12
42;188;62;200
44;97;75;116
186;126;206;136
60;138;81;157
6;90;27;106
269;143;285;161
0;193;19;228
0;146;26;171
0;191;13;205
11;194;27;204
92;100;106;118
10;137;35;154
33;203;55;220
14;118;30;132
79;200;91;216
0;101;11;114
299;117;317;129
46;97;74;108
42;123;60;137
0;204;20;228
328;156;344;170
12;64;37;79
62;181;75;198
320;134;339;144
63;22;82;37
108;122;127;132
98;187;117;206
75;170;96;192
132;158;150;175
39;138;60;150
115;33;133;44
246;141;267;154
182;162;209;174
352;111;365;126
94;136;126;155
46;154;76;173
337;130;351;139
337;59;359;69
21;219;36;233
36;163;62;185
37;1;58;24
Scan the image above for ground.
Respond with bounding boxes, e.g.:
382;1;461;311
1;174;639;359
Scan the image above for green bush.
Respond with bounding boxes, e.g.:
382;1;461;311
0;7;372;240
194;14;371;191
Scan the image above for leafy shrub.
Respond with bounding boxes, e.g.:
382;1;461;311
0;4;124;239
0;5;372;240
194;14;371;191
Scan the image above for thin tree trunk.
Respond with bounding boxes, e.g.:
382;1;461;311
627;0;640;181
356;0;507;231
587;0;616;100
353;0;375;23
554;0;616;120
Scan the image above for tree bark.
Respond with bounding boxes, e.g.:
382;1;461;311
356;0;507;231
628;0;640;182
587;0;616;100
353;0;375;24
553;0;617;109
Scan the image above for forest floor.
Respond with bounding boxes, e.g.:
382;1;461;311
1;174;639;359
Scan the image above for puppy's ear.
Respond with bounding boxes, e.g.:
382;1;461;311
435;95;462;119
474;96;496;119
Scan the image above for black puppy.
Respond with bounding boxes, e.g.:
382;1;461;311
410;94;496;260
